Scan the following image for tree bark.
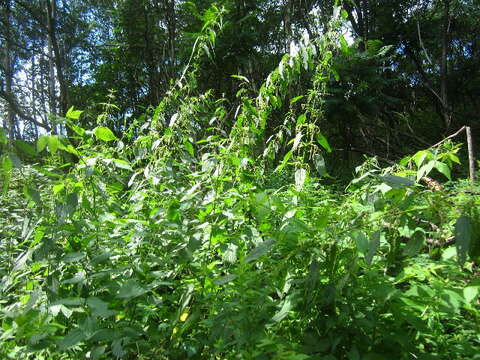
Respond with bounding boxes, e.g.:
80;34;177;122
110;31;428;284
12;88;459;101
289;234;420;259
2;0;16;143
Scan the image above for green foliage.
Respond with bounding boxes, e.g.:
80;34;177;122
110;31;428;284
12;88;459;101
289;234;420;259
1;4;480;360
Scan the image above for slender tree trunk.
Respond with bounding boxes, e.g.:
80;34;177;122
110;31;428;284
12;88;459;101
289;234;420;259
440;0;451;130
46;0;69;118
3;0;16;143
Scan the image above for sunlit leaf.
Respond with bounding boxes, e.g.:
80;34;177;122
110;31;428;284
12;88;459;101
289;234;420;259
93;127;117;141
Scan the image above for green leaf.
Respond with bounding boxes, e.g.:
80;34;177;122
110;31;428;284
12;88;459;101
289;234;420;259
412;150;431;168
352;231;368;255
379;175;415;188
274;150;293;173
434;161;451;180
366;231;381;265
246;239;275;263
66;106;84;120
296;113;306;126
403;230;425;257
184;138;195;156
93;127;117;141
112;159;132;170
271;296;292;323
455;216;472;266
37;135;49;152
290;95;304;104
316;133;332;152
14;140;37;157
57;328;86;350
87;297;117;317
416;160;435;181
47;135;61;154
463;286;480;304
117;280;146;299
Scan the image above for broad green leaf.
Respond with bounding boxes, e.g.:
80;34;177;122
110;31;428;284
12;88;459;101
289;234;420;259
53;183;65;195
412;150;431;168
214;274;238;286
316;133;332;152
463;286;480;304
246;239;275;263
403;230;425;257
416;160;435;181
66;106;84;120
62;252;85;263
93;127;117;141
57;328;86;350
117;280;146;299
87;297;117;317
112;159;132;170
14;140;37;157
455;215;472;266
47;135;62;154
37;135;49;152
379;175;415;188
352;231;368;255
365;231;381;265
434;161;451;180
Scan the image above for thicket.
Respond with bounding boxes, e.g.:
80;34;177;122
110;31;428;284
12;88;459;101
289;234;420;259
1;5;479;360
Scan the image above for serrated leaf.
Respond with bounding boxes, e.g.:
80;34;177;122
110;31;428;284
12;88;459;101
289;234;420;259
463;286;480;304
66;106;84;119
352;231;368;255
412;150;431;168
116;280;146;299
379;174;415;188
403;230;425;257
87;297;117;317
246;239;275;263
93;127;117;141
365;231;381;265
455;216;472;266
57;328;86;350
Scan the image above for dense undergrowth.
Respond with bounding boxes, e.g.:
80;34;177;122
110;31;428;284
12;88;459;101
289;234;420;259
1;6;480;360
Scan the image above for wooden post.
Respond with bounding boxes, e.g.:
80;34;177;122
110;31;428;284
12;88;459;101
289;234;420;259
466;126;475;182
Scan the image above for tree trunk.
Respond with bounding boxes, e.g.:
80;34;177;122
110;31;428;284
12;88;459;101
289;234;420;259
2;0;16;143
440;0;451;130
46;0;69;119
